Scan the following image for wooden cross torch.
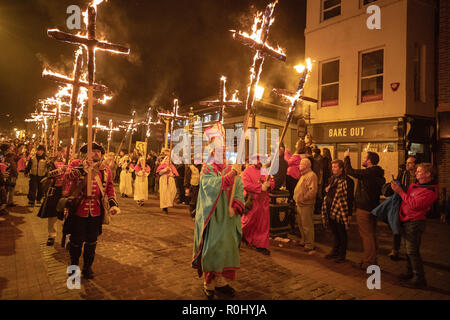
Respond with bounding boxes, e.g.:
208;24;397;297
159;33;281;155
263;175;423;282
157;99;189;164
47;0;130;196
229;0;286;207
199;76;242;123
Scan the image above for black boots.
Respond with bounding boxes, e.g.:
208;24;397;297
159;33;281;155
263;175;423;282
82;242;97;279
68;242;82;267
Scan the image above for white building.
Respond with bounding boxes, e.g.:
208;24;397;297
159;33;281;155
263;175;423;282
303;0;437;179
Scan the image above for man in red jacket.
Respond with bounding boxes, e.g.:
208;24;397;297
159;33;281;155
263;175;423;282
391;163;438;289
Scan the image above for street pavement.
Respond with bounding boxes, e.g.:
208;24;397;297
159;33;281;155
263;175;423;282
0;185;449;300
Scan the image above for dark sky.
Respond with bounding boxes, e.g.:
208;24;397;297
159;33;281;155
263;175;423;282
0;0;306;129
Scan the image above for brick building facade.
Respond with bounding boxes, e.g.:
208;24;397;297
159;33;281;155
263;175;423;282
437;0;450;214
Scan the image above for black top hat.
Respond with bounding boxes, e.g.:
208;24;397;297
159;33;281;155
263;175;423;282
79;142;105;154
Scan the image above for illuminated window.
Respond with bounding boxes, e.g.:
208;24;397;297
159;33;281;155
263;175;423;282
320;60;339;107
360;49;384;103
322;0;341;21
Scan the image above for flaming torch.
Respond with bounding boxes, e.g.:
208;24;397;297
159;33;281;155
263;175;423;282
266;58;316;178
47;0;130;196
157;99;189;163
106;119;120;153
229;0;286;210
199;76;242;123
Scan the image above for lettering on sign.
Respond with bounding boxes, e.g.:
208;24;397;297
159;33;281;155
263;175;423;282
328;127;365;138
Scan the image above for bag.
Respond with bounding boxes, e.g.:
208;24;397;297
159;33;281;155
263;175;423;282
95;174;111;225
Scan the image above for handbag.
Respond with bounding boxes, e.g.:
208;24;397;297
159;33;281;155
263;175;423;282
95;174;111;225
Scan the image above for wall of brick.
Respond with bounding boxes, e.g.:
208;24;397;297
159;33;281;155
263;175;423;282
438;0;450;105
438;0;450;213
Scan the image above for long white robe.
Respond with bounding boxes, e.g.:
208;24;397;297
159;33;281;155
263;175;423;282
159;174;177;208
134;165;150;201
120;168;133;197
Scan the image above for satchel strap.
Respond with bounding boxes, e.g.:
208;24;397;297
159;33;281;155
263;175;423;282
94;174;105;198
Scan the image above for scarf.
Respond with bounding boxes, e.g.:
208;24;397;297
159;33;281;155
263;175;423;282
321;175;350;229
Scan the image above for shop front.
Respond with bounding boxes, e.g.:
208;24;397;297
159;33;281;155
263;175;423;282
307;117;435;181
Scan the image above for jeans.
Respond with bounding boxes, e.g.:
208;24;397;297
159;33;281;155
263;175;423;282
393;234;402;252
401;220;426;278
329;217;347;258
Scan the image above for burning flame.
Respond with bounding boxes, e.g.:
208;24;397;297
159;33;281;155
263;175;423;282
97;94;113;104
294;58;313;74
231;1;285;57
230;90;240;102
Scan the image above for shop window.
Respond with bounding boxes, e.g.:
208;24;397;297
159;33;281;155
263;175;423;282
360;49;384;103
362;0;378;6
362;142;398;182
322;0;341;21
320;60;340;107
337;143;358;166
414;44;426;103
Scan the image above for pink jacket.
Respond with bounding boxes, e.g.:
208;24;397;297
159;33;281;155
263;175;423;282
399;182;438;222
284;150;303;180
156;163;179;176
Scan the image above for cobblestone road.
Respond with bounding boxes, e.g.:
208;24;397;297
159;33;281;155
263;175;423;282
1;186;449;300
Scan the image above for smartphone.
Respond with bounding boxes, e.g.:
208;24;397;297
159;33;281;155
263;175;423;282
392;174;401;186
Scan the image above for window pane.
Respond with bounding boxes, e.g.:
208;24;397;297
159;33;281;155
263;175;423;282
324;0;341;10
361;76;383;102
324;6;341;20
364;0;378;5
362;50;384;77
321;84;339;107
321;60;339;84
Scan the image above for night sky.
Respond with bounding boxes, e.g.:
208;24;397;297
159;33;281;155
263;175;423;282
0;0;306;129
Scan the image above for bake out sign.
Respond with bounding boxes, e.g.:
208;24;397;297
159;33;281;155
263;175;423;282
329;127;365;137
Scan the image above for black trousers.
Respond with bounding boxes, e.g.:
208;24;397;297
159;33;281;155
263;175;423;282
28;175;44;203
176;177;186;203
329;218;348;258
69;215;102;245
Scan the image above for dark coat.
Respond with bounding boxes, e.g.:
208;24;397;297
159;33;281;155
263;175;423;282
344;156;386;212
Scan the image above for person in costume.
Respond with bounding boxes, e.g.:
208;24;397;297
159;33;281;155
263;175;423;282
37;147;67;246
184;157;202;219
192;122;245;300
103;152;117;182
119;153;133;198
156;156;178;214
62;142;119;279
134;155;150;206
241;154;274;255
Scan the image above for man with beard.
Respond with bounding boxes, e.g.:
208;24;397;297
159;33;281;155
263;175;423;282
344;150;385;270
62;142;120;279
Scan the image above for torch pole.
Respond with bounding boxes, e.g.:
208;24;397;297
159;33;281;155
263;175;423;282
164;119;169;149
54;106;60;156
72;120;79;157
87;85;93;196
